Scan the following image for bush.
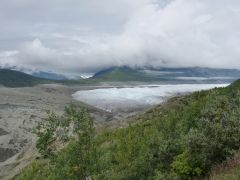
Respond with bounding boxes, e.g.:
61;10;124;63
32;105;97;179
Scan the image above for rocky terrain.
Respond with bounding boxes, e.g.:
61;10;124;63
0;84;116;179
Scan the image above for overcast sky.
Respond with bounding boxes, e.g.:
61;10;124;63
0;0;240;74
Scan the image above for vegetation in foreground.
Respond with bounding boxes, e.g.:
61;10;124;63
17;80;240;179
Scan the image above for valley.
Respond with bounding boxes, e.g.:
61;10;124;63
0;67;239;179
0;81;229;179
1;1;240;179
16;80;240;180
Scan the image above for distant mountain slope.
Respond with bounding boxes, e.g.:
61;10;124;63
0;69;53;87
31;71;68;80
1;67;240;87
91;66;240;83
92;66;151;81
146;67;240;78
0;65;83;80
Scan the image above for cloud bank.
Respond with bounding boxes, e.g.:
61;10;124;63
0;0;240;74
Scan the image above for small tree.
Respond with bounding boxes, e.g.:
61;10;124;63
35;111;59;158
64;105;98;179
35;104;98;179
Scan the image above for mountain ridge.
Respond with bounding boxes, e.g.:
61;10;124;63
1;66;240;87
91;66;240;83
0;69;53;87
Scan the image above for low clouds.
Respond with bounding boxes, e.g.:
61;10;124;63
0;0;240;74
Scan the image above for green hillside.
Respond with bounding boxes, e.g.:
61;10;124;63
18;80;240;180
92;66;152;81
0;69;53;87
59;67;153;85
83;66;239;84
0;67;147;87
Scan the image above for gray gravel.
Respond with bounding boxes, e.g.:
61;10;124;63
0;84;118;179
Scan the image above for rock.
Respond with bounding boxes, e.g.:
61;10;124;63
0;148;18;162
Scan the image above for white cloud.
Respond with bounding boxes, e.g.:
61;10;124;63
0;0;240;74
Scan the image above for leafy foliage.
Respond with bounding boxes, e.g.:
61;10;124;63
22;105;97;179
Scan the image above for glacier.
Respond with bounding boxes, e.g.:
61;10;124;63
72;84;229;113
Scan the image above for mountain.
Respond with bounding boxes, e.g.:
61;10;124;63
0;69;53;87
18;80;240;179
32;71;68;80
146;67;240;78
31;71;92;80
0;65;87;80
92;66;240;83
92;66;151;81
2;66;240;87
